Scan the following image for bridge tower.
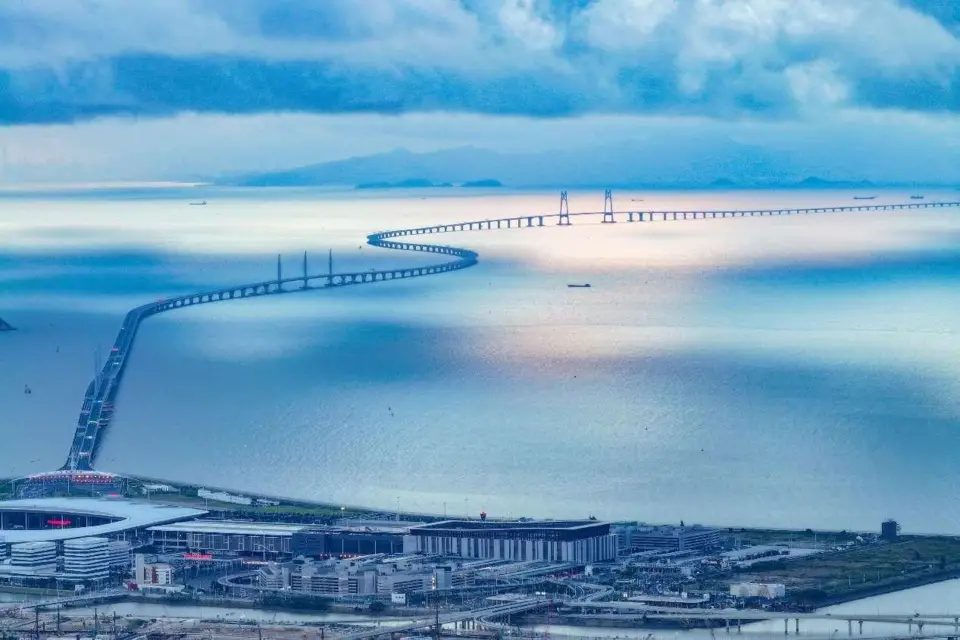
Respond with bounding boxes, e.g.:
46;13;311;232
602;189;615;223
302;252;309;290
558;191;571;226
276;254;282;284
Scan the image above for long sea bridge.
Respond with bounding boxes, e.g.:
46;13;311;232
18;194;959;491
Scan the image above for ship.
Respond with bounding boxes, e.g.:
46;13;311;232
0;317;14;331
189;200;207;206
910;195;924;200
853;196;876;200
567;283;592;288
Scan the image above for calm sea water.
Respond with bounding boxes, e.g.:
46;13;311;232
1;187;959;532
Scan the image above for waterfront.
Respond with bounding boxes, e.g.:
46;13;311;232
2;188;960;530
4;578;960;636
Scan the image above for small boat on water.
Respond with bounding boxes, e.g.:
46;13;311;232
910;195;924;200
853;196;876;200
189;200;207;206
568;283;591;288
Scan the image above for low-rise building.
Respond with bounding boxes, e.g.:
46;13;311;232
10;541;57;574
404;520;617;563
615;524;721;553
730;582;786;599
63;537;110;582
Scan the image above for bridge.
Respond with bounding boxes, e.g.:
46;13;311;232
0;588;126;616
50;195;960;474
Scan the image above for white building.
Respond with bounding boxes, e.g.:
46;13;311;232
134;554;174;587
108;540;132;569
257;562;289;590
63;537;110;582
730;582;786;599
10;541;57;574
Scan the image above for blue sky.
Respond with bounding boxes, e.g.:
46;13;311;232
0;0;958;183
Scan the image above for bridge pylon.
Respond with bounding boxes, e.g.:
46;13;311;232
302;251;308;290
276;254;282;284
602;189;615;223
558;191;571;226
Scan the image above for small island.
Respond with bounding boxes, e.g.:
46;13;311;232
354;178;502;189
355;179;453;190
460;179;502;188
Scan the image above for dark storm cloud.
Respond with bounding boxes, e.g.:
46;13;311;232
0;0;957;125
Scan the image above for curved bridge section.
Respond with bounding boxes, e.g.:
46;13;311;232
62;200;960;471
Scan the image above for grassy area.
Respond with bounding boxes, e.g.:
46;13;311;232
730;527;862;548
734;536;960;603
149;492;365;518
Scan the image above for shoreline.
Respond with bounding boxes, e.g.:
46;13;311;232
516;572;960;631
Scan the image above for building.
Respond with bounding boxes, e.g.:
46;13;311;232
0;498;205;545
108;540;133;569
10;541;57;574
404;520;617;564
62;537;110;582
730;582;786;599
292;525;406;557
148;521;305;557
258;562;289;589
881;520;900;541
615;524;721;553
134;554;174;587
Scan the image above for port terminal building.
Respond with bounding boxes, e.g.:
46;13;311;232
0;498;201;586
613;523;722;554
403;520;617;563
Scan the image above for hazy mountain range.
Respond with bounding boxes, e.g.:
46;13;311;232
222;140;959;189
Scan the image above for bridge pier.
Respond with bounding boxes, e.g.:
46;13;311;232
859;620;863;634
538;216;544;226
795;618;799;634
848;620;852;636
784;619;789;635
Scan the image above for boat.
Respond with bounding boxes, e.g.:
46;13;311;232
853;196;876;200
189;200;207;206
567;283;591;288
910;195;924;200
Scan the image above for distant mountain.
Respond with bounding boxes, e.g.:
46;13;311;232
229;147;509;187
795;177;877;189
222;141;958;190
461;179;502;187
356;178;454;189
711;178;737;187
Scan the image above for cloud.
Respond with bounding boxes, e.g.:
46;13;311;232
0;0;957;125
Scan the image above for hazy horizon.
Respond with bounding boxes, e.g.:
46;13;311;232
0;1;957;184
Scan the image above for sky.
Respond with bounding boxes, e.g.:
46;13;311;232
0;0;958;184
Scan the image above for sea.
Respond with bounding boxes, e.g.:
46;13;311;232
1;187;959;533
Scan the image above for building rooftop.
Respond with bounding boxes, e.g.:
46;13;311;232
409;519;609;533
148;520;309;536
63;536;109;548
0;498;206;543
11;541;56;551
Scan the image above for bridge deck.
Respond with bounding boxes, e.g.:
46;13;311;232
61;201;960;471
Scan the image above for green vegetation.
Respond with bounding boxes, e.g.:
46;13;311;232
730;527;861;548
736;536;960;604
